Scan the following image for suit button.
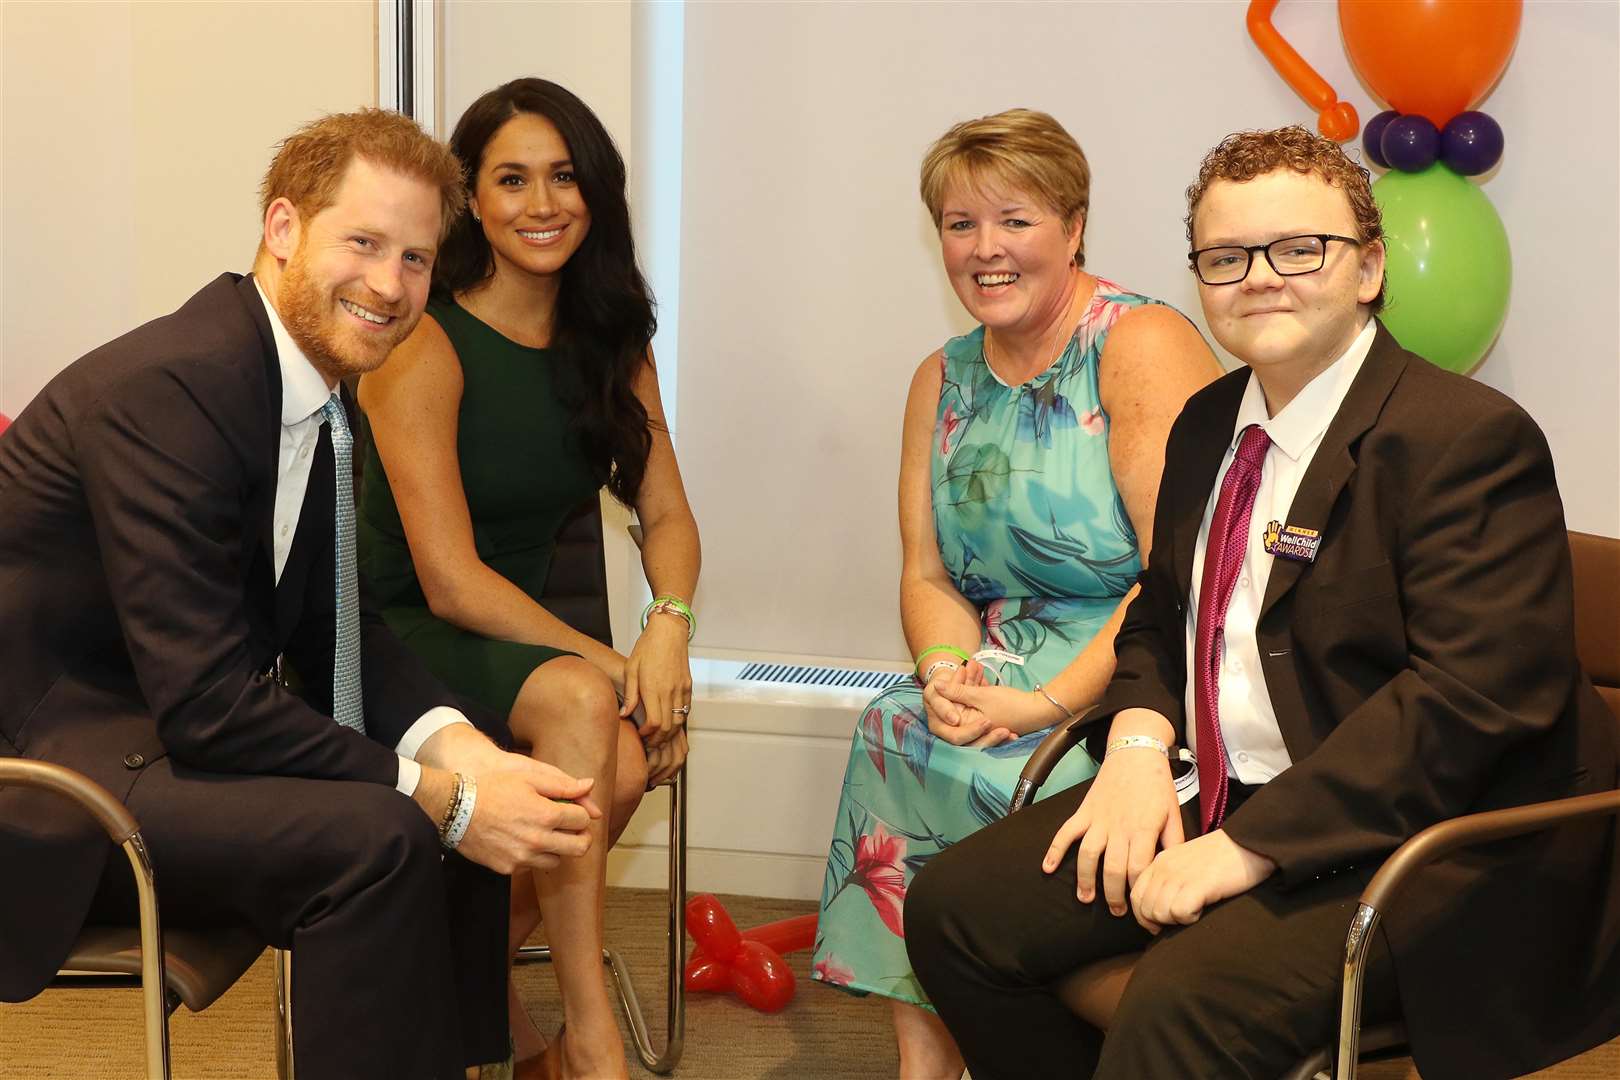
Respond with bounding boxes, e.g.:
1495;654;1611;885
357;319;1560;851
123;753;145;769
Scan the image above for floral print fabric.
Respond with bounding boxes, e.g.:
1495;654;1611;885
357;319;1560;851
813;281;1161;1007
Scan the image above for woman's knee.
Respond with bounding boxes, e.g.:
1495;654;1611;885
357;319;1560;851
509;655;620;743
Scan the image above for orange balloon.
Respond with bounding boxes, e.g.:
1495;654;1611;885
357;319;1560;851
1247;1;1361;140
1340;0;1522;127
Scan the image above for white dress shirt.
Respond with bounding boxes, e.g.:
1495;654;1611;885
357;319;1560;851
1182;318;1377;784
255;282;469;795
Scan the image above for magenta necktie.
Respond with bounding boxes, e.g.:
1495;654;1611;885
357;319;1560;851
1194;423;1271;833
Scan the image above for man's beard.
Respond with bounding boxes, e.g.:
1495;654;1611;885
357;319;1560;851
277;246;413;381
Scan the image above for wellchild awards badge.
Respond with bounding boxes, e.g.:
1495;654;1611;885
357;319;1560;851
1263;520;1321;563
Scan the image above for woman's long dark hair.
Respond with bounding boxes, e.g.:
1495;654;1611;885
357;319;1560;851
435;78;657;506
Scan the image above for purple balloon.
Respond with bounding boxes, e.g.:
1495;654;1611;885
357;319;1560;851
1441;111;1505;176
1363;110;1398;170
1381;114;1440;173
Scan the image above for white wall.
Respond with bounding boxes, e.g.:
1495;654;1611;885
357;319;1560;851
673;0;1619;667
0;0;377;418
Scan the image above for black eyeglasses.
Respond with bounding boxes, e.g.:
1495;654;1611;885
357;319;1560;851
1189;234;1361;286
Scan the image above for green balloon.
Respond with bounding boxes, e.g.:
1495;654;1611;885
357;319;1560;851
1373;165;1511;374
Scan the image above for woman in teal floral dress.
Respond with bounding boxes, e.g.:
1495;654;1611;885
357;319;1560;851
813;109;1219;1077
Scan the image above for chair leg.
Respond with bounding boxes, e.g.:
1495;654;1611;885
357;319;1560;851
123;832;172;1080
514;764;687;1074
273;948;294;1080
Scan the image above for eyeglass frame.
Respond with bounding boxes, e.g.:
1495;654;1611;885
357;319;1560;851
1187;233;1362;286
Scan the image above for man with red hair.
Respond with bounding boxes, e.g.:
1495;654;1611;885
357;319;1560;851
0;110;597;1080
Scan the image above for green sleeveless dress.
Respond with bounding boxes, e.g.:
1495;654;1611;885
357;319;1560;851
357;297;602;722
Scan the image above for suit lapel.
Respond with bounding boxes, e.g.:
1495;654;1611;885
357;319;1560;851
1257;323;1407;621
236;274;283;603
277;423;334;648
1172;371;1250;601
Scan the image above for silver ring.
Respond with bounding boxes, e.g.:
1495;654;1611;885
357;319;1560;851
671;705;691;715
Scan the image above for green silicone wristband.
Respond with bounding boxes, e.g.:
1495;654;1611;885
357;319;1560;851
641;595;696;641
913;643;972;677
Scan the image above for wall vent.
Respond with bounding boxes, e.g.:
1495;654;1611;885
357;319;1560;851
736;662;911;692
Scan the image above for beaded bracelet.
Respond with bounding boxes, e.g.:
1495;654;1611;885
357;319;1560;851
641;595;696;641
912;644;972;678
442;774;478;850
437;772;465;839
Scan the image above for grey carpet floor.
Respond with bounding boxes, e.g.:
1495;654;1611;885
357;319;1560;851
2;888;1615;1078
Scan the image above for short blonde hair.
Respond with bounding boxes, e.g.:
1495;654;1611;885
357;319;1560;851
919;108;1091;267
1186;126;1385;312
259;108;465;239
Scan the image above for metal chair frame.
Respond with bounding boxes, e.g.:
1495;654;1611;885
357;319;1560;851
0;758;293;1080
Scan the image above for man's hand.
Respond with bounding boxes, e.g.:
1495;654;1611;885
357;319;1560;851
412;725;604;874
443;757;602;875
1129;829;1275;934
1042;709;1181;916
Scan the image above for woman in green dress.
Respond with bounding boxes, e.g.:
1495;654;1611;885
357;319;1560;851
811;110;1220;1078
358;79;698;1080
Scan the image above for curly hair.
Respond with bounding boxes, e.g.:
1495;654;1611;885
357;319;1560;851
259;108;464;240
920;108;1091;268
1185;126;1384;312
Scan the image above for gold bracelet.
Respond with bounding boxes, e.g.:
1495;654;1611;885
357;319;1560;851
438;773;466;841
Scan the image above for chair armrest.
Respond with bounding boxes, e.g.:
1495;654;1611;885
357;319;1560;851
1007;707;1101;815
1358;787;1620;916
0;758;140;843
1334;786;1620;1079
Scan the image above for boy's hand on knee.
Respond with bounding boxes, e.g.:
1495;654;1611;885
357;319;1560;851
1128;829;1275;934
1043;714;1180;917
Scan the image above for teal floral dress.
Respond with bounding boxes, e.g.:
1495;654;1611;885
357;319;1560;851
812;280;1162;1007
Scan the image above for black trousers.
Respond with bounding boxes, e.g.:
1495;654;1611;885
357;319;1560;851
90;758;508;1080
905;778;1402;1080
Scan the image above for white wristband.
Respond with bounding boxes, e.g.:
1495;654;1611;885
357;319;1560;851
1104;735;1169;758
920;659;959;684
443;774;477;850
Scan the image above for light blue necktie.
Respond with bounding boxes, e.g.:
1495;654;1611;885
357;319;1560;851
320;396;365;733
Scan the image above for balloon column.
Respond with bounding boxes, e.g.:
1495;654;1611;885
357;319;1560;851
1343;0;1519;374
1248;0;1521;374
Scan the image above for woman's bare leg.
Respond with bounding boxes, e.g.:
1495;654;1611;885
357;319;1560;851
507;657;645;1080
892;999;966;1080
